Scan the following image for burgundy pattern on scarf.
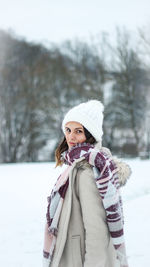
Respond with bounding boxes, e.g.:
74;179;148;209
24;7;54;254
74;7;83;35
46;179;69;231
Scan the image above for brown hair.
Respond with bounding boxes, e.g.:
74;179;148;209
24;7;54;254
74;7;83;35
55;127;96;167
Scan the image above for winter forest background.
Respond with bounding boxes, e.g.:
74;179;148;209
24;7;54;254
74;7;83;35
0;27;150;163
1;1;150;265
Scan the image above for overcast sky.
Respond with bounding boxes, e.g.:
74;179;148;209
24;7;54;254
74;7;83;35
0;0;150;44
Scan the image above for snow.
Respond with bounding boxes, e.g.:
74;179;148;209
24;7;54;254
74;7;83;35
0;159;149;266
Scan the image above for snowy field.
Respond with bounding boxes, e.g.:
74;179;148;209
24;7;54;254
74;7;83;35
0;159;150;267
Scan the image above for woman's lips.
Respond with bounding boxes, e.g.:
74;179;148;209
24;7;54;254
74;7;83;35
69;142;76;146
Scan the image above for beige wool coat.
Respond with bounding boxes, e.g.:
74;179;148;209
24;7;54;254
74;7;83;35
49;157;123;267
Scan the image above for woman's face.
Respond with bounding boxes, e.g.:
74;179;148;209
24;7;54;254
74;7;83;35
65;121;86;149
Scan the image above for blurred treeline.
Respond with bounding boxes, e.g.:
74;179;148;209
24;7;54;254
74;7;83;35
0;28;150;163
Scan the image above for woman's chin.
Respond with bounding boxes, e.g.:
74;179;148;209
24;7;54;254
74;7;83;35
68;142;77;148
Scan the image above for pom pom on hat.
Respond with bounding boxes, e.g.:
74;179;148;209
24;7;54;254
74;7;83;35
62;100;104;142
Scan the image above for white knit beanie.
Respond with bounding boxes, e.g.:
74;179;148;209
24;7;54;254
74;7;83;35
62;100;104;142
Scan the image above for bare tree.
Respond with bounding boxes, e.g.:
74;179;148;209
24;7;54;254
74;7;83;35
103;28;150;156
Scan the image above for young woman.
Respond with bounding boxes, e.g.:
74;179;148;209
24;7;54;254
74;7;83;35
43;100;131;267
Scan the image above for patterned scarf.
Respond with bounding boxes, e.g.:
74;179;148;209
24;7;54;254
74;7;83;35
43;165;71;265
43;143;128;266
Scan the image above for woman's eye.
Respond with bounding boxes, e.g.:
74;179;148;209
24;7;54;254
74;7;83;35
65;128;70;133
76;130;82;134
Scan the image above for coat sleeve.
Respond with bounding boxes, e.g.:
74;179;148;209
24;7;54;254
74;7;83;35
77;166;117;267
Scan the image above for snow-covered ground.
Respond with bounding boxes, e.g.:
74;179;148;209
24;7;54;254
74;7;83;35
0;159;149;267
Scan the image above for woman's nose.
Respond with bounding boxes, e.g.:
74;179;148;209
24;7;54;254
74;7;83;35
69;132;76;140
